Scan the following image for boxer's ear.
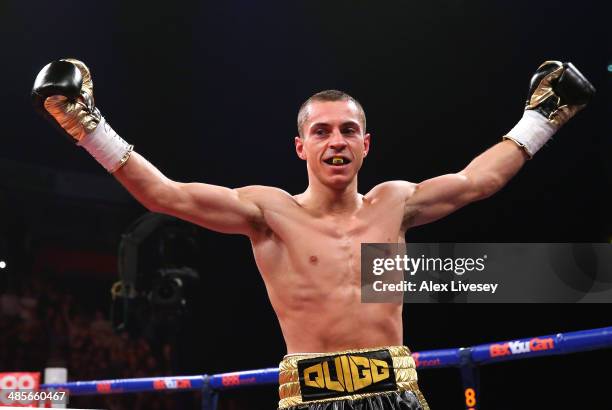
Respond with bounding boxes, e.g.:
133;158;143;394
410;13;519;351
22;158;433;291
363;133;371;157
295;136;306;160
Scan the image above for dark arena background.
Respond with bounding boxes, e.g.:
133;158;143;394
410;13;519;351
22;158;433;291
1;1;611;409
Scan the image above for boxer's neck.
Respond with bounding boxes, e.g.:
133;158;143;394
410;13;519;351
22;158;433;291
300;177;362;214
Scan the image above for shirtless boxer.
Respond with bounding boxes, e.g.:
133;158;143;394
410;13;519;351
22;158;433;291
32;59;594;409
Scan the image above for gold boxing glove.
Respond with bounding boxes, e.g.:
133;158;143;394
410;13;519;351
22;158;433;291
505;61;595;157
32;59;133;172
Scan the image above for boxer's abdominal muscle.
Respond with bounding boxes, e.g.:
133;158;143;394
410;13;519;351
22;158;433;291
250;189;407;354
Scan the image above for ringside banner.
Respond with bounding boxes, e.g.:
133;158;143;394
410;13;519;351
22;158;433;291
361;243;612;303
0;373;40;408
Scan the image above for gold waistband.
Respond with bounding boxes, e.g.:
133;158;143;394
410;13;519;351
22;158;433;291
278;346;427;409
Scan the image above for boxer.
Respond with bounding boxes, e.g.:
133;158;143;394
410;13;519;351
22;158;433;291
32;59;594;409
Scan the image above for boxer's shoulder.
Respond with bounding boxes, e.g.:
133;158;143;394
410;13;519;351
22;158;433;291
235;185;296;208
366;180;417;204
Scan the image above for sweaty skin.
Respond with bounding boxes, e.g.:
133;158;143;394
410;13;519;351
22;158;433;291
113;100;528;354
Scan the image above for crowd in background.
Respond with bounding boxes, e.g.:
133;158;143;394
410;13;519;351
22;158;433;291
0;273;195;409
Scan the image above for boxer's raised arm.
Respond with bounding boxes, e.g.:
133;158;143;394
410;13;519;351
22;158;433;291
405;140;526;227
114;152;264;235
32;59;265;236
404;61;595;228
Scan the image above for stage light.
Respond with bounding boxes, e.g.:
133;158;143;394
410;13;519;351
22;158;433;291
0;261;6;269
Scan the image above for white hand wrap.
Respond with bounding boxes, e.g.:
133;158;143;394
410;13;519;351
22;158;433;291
77;117;133;173
504;110;559;157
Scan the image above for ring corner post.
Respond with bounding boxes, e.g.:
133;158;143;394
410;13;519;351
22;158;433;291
458;348;480;410
43;367;68;408
201;375;219;410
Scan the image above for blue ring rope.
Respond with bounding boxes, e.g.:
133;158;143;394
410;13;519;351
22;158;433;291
41;326;612;395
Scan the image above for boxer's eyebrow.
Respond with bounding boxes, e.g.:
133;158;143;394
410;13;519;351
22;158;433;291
340;121;361;130
310;122;330;129
310;121;361;130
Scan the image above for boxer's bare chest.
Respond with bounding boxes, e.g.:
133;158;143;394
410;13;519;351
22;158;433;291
251;192;406;285
248;188;408;352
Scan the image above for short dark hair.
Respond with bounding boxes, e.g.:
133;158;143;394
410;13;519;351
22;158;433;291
297;90;366;137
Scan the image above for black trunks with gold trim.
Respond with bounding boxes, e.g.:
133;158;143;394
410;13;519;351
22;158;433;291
278;346;429;409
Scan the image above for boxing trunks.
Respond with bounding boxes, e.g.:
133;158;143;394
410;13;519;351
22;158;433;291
278;346;430;409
